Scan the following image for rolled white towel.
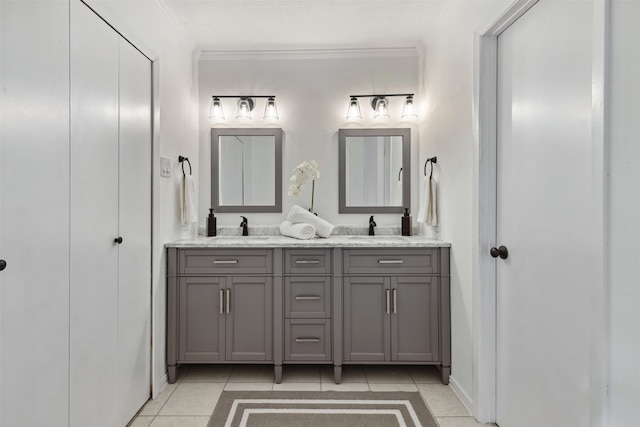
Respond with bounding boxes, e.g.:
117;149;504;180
286;205;334;238
279;221;316;240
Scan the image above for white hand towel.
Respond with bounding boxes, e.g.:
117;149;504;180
286;204;335;238
417;176;438;226
279;221;316;240
181;175;198;226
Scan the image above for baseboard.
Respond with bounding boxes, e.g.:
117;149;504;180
153;373;168;399
449;375;473;416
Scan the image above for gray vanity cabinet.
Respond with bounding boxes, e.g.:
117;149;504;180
167;248;275;384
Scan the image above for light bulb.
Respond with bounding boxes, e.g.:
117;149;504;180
209;97;225;120
236;98;253;120
373;96;389;119
263;97;279;120
346;97;362;119
401;95;417;118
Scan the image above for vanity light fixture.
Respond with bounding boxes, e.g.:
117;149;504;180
209;95;279;120
346;93;416;120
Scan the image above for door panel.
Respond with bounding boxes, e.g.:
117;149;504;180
179;277;225;361
69;2;119;426
343;276;390;361
226;276;273;361
391;276;439;362
117;38;152;425
496;1;593;426
0;2;70;426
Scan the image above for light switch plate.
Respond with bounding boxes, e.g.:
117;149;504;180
160;157;171;178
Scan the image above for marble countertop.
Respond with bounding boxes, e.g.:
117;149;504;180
166;234;450;249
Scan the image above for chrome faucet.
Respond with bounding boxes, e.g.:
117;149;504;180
368;215;377;236
240;216;248;236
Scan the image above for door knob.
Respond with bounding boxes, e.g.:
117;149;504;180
0;260;6;271
490;245;508;259
114;237;123;244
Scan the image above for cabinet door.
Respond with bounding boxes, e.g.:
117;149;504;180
179;277;225;361
343;276;391;361
391;276;439;362
226;276;273;361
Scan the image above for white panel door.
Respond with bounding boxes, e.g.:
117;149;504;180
117;38;152;426
0;2;71;426
70;2;119;426
496;1;593;426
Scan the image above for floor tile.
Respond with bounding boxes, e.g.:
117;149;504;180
149;416;210;427
128;416;154;427
369;383;418;392
321;365;367;383
138;382;178;416
182;365;232;383
227;365;274;383
436;416;496;427
408;366;442;384
175;365;191;383
364;365;413;383
224;382;273;391
418;384;470;417
273;382;322;391
321;382;370;392
281;365;321;383
159;382;224;416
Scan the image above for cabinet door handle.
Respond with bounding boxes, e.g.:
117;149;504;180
378;259;403;264
220;289;224;314
226;289;230;314
393;289;397;314
295;259;320;264
214;260;238;264
295;295;321;301
295;337;321;343
386;289;390;314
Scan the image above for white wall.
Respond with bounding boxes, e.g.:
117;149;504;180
84;0;199;396
417;0;512;406
198;53;419;228
608;1;640;425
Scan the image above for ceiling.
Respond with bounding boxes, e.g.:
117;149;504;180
157;0;449;51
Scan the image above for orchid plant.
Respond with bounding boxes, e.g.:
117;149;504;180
288;160;320;213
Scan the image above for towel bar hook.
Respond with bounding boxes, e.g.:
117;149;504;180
423;157;437;179
178;156;192;176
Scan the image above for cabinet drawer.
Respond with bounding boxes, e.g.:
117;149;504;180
343;249;438;275
285;319;331;361
284;249;331;274
285;277;331;319
178;249;272;275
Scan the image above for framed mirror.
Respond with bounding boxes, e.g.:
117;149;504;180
338;128;410;213
211;128;282;212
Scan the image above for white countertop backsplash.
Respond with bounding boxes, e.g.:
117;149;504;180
170;225;449;248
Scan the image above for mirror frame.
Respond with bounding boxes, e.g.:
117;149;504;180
211;128;283;213
338;128;411;213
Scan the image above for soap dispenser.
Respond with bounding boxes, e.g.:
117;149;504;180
207;208;217;237
402;208;412;236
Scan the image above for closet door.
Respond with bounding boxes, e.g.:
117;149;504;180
117;38;152;425
69;2;119;426
0;2;71;426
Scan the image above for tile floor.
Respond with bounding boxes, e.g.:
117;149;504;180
128;364;495;427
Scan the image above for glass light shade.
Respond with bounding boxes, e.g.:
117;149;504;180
209;97;225;120
373;96;389;119
346;97;362;119
236;98;253;120
401;95;417;118
263;97;279;120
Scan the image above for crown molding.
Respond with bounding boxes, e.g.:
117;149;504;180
199;47;418;61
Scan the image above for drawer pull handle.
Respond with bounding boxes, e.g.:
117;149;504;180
386;289;390;314
393;289;397;314
295;295;321;301
295;259;321;264
295;338;321;343
214;260;238;264
226;289;231;314
220;289;224;314
378;259;404;264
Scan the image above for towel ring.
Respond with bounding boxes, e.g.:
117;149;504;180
423;157;437;179
178;156;192;176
